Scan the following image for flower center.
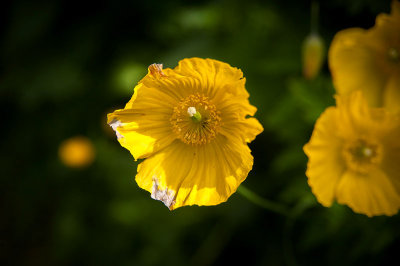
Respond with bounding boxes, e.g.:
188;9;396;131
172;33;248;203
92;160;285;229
171;94;221;145
342;138;382;174
388;47;400;63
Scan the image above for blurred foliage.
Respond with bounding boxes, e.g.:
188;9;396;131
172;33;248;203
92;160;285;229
0;0;398;265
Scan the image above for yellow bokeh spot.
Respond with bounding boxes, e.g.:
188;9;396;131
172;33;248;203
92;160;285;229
59;136;95;168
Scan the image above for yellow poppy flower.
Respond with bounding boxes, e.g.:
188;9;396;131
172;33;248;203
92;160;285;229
329;0;400;113
304;91;400;217
107;58;263;210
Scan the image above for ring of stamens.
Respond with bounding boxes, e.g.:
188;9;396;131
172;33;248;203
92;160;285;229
342;138;382;174
171;94;221;145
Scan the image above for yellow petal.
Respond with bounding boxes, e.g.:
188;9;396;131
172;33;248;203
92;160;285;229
217;82;263;143
335;91;395;139
329;28;389;107
372;13;400;50
304;107;346;206
370;14;400;77
335;91;371;137
220;116;263;143
336;169;400;217
107;62;202;159
107;82;177;160
214;78;255;113
173;58;248;99
135;135;254;210
392;0;400;18
379;117;400;194
108;109;175;160
383;74;400;113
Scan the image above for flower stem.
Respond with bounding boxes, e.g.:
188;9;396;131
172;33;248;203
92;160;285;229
238;186;317;266
310;1;319;34
237;185;290;216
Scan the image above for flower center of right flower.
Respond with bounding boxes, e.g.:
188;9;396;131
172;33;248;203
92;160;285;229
342;138;382;174
170;94;221;145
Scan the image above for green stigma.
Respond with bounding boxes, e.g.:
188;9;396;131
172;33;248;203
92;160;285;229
187;107;202;122
191;111;202;122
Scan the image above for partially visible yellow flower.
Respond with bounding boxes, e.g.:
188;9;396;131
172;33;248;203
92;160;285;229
107;58;263;210
304;91;400;216
59;136;95;168
329;1;400;112
302;33;325;80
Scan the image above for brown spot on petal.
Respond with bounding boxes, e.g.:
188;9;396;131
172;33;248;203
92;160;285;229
151;177;176;210
108;119;124;139
148;63;166;78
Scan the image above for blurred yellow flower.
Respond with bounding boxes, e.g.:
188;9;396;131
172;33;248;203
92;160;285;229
329;1;400;112
302;33;325;80
304;91;400;217
108;58;263;210
59;136;95;168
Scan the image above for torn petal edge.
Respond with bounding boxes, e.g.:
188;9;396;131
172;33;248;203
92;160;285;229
108;119;124;139
148;63;166;78
151;177;176;210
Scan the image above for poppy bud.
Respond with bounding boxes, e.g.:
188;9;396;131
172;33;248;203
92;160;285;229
302;33;325;80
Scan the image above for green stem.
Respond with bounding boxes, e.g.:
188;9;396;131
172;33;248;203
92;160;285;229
237;185;290;216
310;1;319;34
238;185;317;266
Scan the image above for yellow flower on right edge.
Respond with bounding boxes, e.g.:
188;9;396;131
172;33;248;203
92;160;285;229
329;1;400;113
304;91;400;217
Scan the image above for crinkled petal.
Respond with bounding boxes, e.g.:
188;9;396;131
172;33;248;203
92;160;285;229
304;107;346;206
173;58;248;100
107;76;179;159
335;91;395;139
107;63;197;159
107;108;175;160
211;76;263;143
336;169;400;217
220;115;263;144
335;91;372;137
135;135;254;210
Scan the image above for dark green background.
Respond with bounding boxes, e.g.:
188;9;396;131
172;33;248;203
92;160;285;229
1;0;398;265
